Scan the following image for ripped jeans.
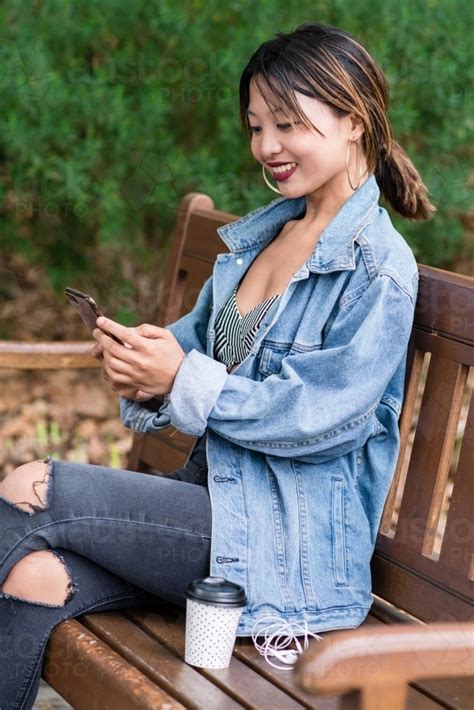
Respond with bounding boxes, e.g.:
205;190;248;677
0;432;211;710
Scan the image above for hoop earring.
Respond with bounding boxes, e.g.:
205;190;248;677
262;164;282;195
346;141;362;191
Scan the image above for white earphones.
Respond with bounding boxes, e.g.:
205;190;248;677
251;616;324;670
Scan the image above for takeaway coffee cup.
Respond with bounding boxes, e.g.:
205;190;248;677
184;576;247;669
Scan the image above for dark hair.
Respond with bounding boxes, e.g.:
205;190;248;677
239;21;436;221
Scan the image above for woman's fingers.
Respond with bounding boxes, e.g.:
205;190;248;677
114;384;139;398
103;372;136;398
134;390;157;402
94;343;134;396
90;342;104;360
101;366;138;398
98;361;155;400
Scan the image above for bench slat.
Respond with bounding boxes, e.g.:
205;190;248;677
415;266;474;345
414;329;474;365
128;429;197;475
43;618;184;709
81;612;243;709
0;341;99;369
396;355;467;557
371;552;473;623
122;607;309;709
439;391;474;579
380;345;425;534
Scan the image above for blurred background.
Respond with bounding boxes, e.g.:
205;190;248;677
0;0;472;471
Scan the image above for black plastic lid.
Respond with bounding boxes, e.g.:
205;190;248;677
185;576;247;608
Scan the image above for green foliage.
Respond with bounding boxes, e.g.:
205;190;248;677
0;0;472;327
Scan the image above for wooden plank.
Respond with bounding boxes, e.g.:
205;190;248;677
373;535;473;609
439;391;474;579
154;193;221;326
233;636;344;710
415;265;474;345
43;618;184;710
0;341;99;369
81;613;243;710
395;356;467;557
414;676;474;710
127;428;196;474
414;329;474;366
123;607;308;709
380;346;425;534
183;208;235;264
371;552;473;622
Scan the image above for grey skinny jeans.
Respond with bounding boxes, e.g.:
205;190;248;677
0;432;211;710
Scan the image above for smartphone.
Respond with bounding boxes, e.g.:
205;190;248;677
64;287;125;345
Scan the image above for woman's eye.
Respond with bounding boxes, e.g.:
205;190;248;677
249;123;293;135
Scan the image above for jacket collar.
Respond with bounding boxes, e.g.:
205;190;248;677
216;173;380;273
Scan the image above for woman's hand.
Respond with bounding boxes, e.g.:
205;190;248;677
92;316;186;398
90;340;156;401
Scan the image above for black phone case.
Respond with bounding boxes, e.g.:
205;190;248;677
64;287;124;345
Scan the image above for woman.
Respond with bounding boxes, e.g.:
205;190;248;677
0;21;435;706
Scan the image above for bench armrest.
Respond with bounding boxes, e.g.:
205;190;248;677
0;340;100;369
294;621;474;702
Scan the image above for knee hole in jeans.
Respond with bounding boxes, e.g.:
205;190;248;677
0;550;75;607
0;457;52;515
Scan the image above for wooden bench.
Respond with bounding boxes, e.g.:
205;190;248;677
1;192;473;709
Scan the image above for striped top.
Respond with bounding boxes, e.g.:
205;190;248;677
214;283;281;372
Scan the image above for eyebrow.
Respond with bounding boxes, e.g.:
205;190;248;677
246;109;284;117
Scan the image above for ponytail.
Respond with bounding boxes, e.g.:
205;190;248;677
375;141;437;222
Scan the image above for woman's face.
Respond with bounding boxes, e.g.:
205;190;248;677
247;79;362;201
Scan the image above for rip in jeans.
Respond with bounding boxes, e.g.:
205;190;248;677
0;550;76;607
0;456;53;515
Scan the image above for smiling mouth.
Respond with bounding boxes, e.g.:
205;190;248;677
270;162;297;181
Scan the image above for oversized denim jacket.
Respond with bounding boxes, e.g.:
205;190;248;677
120;174;419;636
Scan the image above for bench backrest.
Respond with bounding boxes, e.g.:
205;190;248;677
373;267;473;623
127;192;474;624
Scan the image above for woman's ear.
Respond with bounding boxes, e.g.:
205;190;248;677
348;113;365;142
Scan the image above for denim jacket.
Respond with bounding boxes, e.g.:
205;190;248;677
120;174;419;636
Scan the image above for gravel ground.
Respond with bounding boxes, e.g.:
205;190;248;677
33;680;73;709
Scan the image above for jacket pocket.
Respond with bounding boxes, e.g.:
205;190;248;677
331;477;348;586
258;343;291;377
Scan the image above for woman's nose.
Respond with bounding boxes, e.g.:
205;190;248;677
259;129;283;160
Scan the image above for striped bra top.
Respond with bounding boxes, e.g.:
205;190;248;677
213;281;281;372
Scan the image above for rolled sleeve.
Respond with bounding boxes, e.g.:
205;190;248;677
166;349;228;436
119;393;173;434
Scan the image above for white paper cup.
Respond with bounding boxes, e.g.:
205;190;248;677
184;577;247;669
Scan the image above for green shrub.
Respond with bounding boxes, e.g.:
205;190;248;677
0;0;472;330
